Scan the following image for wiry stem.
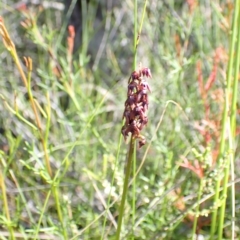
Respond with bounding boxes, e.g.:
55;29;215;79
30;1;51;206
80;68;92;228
132;0;138;238
116;137;135;240
210;0;240;238
117;1;150;238
0;167;15;240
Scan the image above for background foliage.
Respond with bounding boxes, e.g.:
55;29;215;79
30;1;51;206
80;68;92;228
0;0;239;239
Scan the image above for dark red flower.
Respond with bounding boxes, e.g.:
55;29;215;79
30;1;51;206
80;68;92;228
121;67;152;148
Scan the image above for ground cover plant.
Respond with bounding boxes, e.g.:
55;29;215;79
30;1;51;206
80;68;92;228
0;0;240;239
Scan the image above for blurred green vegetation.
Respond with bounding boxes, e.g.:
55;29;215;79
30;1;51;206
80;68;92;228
0;0;239;239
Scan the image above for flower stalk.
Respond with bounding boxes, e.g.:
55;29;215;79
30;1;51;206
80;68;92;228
121;68;152;148
116;67;152;239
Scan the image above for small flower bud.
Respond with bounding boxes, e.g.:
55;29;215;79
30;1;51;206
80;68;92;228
131;71;140;80
141;68;152;78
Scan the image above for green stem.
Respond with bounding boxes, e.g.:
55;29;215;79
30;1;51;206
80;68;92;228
135;0;148;53
116;0;149;238
218;118;234;240
133;0;138;69
33;189;52;240
192;178;204;240
132;142;136;239
217;118;232;239
218;4;240;239
229;8;240;238
210;1;240;238
52;185;68;239
131;1;138;239
0;166;15;240
230;2;240;138
116;138;135;240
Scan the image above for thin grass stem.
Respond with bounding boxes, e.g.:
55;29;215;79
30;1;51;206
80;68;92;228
131;0;138;238
33;189;52;240
230;5;240;137
217;118;232;239
0;166;15;240
133;0;138;69
132;141;136;239
210;1;240;238
228;7;240;238
217;4;240;238
135;0;148;52
192;178;204;240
